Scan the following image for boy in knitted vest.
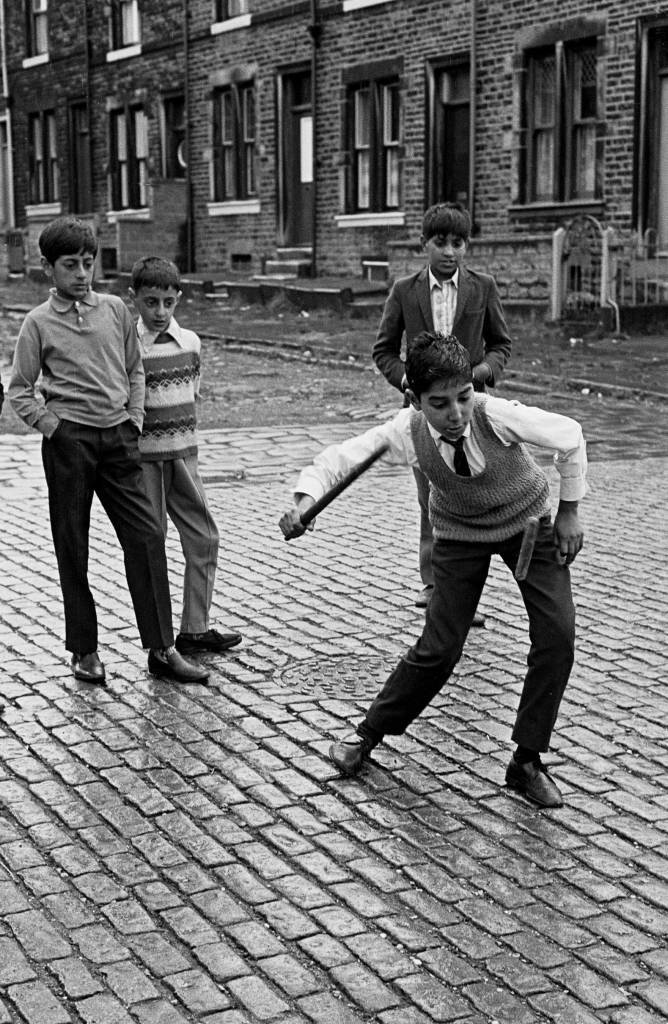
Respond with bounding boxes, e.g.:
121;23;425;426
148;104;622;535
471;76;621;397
279;332;586;808
129;256;242;656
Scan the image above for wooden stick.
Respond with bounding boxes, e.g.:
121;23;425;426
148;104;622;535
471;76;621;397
299;443;390;526
514;515;540;581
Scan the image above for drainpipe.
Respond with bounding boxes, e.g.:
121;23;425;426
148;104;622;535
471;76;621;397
308;0;321;277
82;0;93;213
0;0;15;228
468;0;477;229
183;0;194;272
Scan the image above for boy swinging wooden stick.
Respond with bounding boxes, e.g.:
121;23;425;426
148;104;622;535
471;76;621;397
279;332;586;808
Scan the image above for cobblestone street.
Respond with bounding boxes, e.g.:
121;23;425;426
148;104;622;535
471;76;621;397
0;388;667;1024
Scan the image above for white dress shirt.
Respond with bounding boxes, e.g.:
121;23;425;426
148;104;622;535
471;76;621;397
295;395;587;504
429;268;459;337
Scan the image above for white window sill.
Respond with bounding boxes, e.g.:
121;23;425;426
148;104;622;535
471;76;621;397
343;0;394;10
106;43;142;63
26;202;62;218
336;211;405;228
106;208;151;224
207;199;260;216
211;15;251;34
22;53;49;68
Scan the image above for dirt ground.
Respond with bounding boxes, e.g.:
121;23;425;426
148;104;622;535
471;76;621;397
1;274;666;434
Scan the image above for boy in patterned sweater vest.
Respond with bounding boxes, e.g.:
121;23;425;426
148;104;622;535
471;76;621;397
129;257;242;656
280;332;586;808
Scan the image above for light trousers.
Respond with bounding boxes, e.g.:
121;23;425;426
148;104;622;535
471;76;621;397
141;455;219;635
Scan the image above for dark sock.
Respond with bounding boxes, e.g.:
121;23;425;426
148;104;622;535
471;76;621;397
514;745;541;765
357;722;383;748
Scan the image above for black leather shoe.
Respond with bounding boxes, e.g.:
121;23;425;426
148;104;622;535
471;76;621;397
505;755;563;808
329;734;377;776
175;629;242;654
71;652;106;684
148;648;209;684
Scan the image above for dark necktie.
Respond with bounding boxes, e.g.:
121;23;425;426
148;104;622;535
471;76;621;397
153;331;171;344
441;435;471;477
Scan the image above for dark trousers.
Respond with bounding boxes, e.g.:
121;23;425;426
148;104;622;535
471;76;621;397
414;466;434;587
42;420;174;654
364;516;575;752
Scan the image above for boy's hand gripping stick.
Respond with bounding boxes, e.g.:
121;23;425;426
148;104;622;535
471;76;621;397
299;443;390;527
514;515;540;581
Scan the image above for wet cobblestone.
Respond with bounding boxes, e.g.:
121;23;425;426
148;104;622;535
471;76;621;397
0;393;667;1022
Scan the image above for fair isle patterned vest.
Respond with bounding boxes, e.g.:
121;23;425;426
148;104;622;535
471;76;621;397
139;333;199;462
410;395;551;542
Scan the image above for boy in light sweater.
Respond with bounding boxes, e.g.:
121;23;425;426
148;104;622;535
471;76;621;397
8;217;207;685
280;332;586;808
129;256;242;656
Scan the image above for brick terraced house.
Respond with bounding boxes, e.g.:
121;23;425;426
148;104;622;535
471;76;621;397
3;1;668;319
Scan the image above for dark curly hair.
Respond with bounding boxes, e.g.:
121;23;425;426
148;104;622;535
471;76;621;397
405;331;473;395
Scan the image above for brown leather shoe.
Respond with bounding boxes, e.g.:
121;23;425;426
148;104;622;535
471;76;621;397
329;734;376;776
71;652;106;685
505;755;563;808
148;648;209;683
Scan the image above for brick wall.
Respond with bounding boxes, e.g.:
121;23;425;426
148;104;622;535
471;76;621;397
3;0;664;306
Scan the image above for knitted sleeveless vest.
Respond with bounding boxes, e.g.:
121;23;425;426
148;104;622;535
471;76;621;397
410;396;551;542
139;342;199;462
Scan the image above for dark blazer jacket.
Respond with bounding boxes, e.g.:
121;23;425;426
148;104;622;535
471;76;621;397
372;266;512;393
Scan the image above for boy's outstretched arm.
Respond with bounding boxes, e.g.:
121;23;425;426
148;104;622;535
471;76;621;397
553;500;584;565
279;495;316;540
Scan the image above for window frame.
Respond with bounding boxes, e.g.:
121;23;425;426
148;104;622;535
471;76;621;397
162;93;187;179
521;35;601;207
108;0;141;51
28;108;59;205
108;104;149;211
25;0;48;59
213;0;249;19
345;74;401;214
211;80;256;202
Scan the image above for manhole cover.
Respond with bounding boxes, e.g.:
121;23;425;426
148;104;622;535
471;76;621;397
276;653;393;700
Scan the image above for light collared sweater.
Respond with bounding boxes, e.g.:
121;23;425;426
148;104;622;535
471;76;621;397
137;318;200;462
410;396;551;542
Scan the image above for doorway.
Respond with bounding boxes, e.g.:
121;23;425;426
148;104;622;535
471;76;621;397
278;69;313;246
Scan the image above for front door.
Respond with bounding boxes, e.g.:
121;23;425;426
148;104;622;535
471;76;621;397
279;70;313;246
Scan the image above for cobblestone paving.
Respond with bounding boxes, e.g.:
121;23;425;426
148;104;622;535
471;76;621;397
0;419;667;1024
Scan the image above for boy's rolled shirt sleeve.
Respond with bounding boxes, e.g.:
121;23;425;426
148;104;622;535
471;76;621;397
294;410;416;501
486;396;587;502
8;318;60;437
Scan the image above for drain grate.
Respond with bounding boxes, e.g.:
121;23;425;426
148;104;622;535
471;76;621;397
276;653;393;700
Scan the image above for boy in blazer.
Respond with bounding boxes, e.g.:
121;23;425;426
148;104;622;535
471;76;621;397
373;203;512;615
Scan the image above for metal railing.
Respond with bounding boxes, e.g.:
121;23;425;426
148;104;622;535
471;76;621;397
552;217;668;326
